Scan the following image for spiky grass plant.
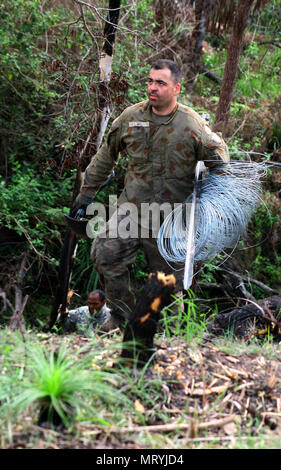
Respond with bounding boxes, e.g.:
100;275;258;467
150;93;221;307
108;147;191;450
11;342;125;428
160;292;208;344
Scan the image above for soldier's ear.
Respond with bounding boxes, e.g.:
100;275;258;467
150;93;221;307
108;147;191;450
174;82;181;96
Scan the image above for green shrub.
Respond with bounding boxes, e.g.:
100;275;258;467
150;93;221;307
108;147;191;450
11;341;126;427
0;162;72;262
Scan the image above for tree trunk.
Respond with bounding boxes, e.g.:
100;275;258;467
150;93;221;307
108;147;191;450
8;252;29;337
213;0;255;136
96;0;121;149
185;0;206;85
122;272;176;366
48;1;121;330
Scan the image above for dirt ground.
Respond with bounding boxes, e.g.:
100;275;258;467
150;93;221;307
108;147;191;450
153;337;281;439
4;330;281;450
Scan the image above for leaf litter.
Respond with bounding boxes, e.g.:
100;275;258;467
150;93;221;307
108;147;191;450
2;330;281;449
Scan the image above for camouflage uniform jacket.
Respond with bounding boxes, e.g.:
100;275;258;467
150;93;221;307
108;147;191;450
80;100;229;207
61;304;111;336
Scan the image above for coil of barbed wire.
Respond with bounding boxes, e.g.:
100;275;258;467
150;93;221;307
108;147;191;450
157;161;268;265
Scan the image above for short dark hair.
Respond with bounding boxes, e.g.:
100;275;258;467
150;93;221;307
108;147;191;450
150;59;181;84
89;289;105;302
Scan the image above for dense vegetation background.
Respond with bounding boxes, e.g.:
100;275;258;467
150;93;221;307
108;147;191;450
0;0;280;329
1;0;281;451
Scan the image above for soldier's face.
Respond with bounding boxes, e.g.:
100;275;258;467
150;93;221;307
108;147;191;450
88;294;104;314
147;68;180;115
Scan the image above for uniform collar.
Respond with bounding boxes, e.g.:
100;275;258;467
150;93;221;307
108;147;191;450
143;101;179;124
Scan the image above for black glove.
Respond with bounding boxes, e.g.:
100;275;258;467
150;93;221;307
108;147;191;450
75;193;92;212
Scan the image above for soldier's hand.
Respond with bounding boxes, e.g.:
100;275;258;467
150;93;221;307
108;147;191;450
75;193;92;212
58;304;69;315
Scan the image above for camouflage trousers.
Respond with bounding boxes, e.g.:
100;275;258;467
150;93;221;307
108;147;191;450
91;210;184;325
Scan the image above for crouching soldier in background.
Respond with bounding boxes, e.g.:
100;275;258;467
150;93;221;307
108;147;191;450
58;289;116;336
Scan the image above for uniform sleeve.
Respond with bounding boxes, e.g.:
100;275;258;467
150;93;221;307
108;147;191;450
79;115;124;198
198;120;230;167
60;308;78;333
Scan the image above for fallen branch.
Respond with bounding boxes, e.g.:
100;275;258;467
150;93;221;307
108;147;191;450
180;435;249;443
258;40;281;49
220;268;280;295
200;66;222;83
107;415;239;434
99;328;120;338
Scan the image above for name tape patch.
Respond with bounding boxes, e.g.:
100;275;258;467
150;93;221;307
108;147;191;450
129;121;150;128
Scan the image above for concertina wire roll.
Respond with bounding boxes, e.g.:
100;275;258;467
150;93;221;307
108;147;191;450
157;161;268;265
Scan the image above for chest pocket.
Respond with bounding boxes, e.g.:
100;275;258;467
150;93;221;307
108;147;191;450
125;123;150;162
165;139;197;180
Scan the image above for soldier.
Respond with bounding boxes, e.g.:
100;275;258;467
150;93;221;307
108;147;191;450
75;59;230;328
59;290;114;336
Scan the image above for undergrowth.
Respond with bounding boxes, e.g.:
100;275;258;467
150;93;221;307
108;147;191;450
1;327;281;449
0;330;128;432
160;290;209;344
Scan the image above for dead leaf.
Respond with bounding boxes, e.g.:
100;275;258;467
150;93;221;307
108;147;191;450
257;357;266;367
267;367;278;388
154;363;164;374
189;384;229;396
225;356;240;364
217;359;248;379
173;359;181;366
208;384;230;394
50;444;60;449
223;421;238;435
134;400;145;414
169;354;177;361
188;349;203;363
213;372;231;381
94;355;103;361
105;359;115;368
66;289;75;304
176;370;182;380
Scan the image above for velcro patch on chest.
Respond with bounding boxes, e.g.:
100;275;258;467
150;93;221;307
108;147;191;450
129;121;150;127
